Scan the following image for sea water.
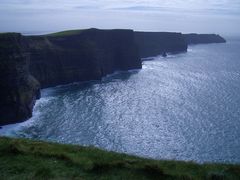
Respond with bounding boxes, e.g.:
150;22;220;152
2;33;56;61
1;38;240;164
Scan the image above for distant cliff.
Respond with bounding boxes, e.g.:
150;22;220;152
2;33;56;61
0;33;40;125
183;33;226;44
134;32;188;58
134;32;226;58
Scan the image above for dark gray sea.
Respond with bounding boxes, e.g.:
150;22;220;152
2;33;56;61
1;37;240;164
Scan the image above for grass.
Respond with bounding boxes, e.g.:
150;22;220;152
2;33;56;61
44;29;85;37
0;137;239;179
0;32;18;35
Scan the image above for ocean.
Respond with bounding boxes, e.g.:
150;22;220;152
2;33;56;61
1;37;240;164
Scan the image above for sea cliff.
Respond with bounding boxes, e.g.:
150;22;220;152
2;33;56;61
134;32;188;58
183;33;226;44
0;29;141;125
28;29;141;88
0;29;226;125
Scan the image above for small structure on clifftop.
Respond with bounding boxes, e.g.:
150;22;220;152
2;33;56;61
162;52;167;57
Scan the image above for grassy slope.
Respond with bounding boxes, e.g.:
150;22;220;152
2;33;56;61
43;30;84;37
0;137;239;180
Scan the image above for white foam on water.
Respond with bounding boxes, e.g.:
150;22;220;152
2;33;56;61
0;94;55;137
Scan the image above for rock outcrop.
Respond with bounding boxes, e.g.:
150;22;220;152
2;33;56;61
183;34;226;44
134;32;188;58
0;33;40;125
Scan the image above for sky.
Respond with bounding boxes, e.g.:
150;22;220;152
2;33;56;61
0;0;240;35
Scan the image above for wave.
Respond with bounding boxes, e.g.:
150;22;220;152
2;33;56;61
0;96;55;137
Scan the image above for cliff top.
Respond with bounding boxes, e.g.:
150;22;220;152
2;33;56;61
44;29;85;37
37;28;134;38
0;32;22;38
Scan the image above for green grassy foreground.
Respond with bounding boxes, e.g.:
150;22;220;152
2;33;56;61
0;137;239;180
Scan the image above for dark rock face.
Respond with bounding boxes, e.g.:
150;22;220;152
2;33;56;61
183;34;226;45
134;32;188;58
0;33;40;125
27;29;141;88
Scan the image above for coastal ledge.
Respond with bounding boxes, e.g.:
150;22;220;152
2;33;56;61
0;136;239;179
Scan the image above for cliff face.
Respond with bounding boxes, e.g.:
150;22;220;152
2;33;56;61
134;32;188;58
134;32;226;58
183;34;226;44
0;33;40;125
27;29;141;88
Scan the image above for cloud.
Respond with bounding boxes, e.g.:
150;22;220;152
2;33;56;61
0;0;239;35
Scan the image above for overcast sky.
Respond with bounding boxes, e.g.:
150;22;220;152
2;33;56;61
0;0;239;35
